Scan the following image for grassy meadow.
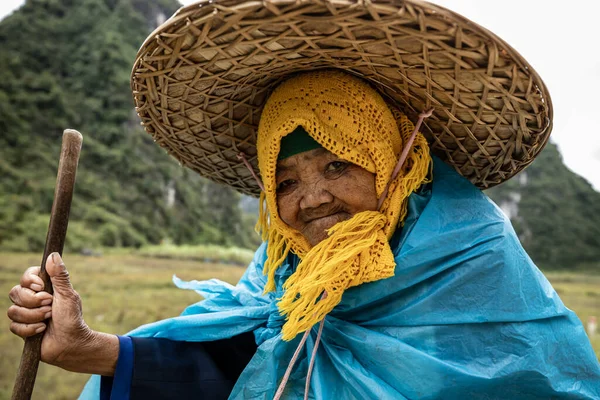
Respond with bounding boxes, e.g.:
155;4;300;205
1;252;599;399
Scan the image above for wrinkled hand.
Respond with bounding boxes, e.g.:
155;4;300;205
8;253;117;375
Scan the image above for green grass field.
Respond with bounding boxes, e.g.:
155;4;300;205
1;253;599;399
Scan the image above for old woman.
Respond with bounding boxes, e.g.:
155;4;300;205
8;0;600;399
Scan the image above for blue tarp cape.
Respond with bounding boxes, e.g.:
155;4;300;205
81;157;600;399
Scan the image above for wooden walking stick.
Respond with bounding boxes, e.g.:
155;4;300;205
11;129;83;400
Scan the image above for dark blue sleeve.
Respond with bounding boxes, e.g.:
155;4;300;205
128;332;257;400
100;335;133;400
99;332;256;400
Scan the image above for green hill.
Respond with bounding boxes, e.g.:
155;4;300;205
486;143;600;270
0;0;599;270
0;0;260;252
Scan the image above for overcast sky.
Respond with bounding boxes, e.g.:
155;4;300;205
2;0;599;190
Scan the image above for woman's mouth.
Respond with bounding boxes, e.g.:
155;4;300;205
303;212;351;244
309;212;349;226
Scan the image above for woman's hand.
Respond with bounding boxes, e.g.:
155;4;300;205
7;253;118;375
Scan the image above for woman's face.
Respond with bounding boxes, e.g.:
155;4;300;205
276;148;378;246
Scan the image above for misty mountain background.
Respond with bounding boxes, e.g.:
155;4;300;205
1;0;599;270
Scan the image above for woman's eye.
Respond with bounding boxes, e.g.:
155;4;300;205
326;161;348;173
276;179;296;193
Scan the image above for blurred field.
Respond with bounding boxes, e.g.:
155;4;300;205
136;243;254;265
1;253;599;399
544;271;600;358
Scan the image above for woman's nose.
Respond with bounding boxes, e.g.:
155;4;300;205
298;183;334;210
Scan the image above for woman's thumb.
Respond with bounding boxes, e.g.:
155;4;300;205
46;252;74;295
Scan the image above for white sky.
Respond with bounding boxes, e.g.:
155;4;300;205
2;0;599;190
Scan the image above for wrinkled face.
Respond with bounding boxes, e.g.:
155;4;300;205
276;148;378;246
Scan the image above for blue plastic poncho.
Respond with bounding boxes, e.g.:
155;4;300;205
81;157;600;399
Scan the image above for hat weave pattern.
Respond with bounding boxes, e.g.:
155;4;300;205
131;0;552;196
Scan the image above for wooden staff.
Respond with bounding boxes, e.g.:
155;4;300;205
11;129;83;400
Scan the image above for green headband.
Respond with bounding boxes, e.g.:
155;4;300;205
278;125;323;160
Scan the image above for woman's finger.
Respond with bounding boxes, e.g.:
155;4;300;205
8;285;53;308
7;304;51;324
20;266;44;292
9;321;46;338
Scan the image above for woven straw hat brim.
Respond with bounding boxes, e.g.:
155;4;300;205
131;0;552;197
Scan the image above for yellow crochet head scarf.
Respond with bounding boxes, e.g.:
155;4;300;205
257;70;431;341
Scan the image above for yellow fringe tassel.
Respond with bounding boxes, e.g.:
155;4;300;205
257;192;291;293
255;191;269;242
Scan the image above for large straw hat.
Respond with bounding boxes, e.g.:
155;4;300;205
131;0;552;197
